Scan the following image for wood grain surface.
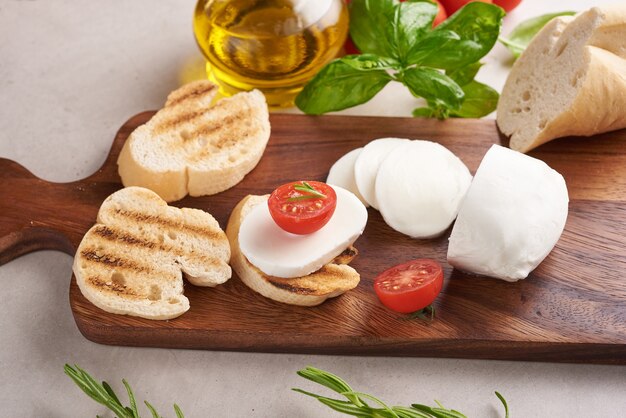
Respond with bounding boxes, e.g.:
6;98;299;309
1;113;625;364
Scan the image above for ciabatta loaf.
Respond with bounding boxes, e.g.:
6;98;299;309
118;81;271;202
226;195;360;306
73;186;231;320
497;6;626;153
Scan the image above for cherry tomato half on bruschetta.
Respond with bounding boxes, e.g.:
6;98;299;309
374;259;444;313
268;181;337;235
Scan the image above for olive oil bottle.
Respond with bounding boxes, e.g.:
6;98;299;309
193;0;349;107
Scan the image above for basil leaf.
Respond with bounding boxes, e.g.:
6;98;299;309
412;107;434;118
388;0;439;63
449;81;499;118
499;11;576;58
296;57;392;115
340;54;397;71
406;30;461;65
446;61;482;86
402;67;464;111
349;0;398;57
411;2;505;69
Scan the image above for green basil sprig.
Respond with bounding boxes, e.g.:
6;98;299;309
296;0;505;119
499;11;576;58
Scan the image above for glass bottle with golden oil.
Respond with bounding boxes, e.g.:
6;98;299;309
193;0;349;107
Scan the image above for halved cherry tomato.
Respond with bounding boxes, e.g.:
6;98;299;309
439;0;493;15
493;0;522;12
374;259;444;313
268;181;337;235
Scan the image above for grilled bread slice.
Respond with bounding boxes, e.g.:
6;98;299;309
73;186;231;320
497;6;626;153
117;80;271;202
226;195;360;306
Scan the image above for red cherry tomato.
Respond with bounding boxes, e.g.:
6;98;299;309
374;259;444;313
493;0;522;12
433;0;448;26
439;0;492;15
344;36;360;55
268;181;337;235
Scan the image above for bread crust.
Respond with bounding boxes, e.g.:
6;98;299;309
497;7;626;153
225;195;360;306
117;81;271;202
73;187;231;320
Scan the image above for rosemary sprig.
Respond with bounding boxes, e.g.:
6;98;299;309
288;181;327;202
64;364;184;418
294;367;510;418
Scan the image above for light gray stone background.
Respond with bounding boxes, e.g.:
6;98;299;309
1;0;624;416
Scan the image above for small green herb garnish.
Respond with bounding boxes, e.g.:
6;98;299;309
288;181;327;202
404;304;436;321
294;366;510;418
64;364;184;418
296;0;505;119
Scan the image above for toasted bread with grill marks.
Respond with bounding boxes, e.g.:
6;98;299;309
225;195;360;306
73;186;231;320
117;80;270;202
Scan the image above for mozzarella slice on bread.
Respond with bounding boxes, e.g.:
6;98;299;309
238;185;367;278
117;80;271;202
73;186;231;320
226;195;361;306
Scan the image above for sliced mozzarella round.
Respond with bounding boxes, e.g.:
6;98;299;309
447;144;569;282
238;185;368;278
326;148;369;207
375;140;472;239
354;137;409;209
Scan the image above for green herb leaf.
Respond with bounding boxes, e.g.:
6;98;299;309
174;404;185;418
317;397;374;417
412;107;434;118
287;181;327;202
296;366;364;406
296;367;510;418
404;304;436;321
449;81;499;118
392;406;433;418
349;0;398;57
411;403;469;418
64;365;131;418
296;57;392;114
145;401;161;418
123;379;140;418
65;364;184;418
411;2;505;69
401;67;464;111
389;0;439;64
341;54;399;72
495;391;509;418
446;62;482;87
499;11;576;58
102;381;123;407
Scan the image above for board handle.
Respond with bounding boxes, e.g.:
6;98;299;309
0;112;150;267
0;157;103;266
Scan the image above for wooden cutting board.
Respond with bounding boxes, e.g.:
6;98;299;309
1;113;625;364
